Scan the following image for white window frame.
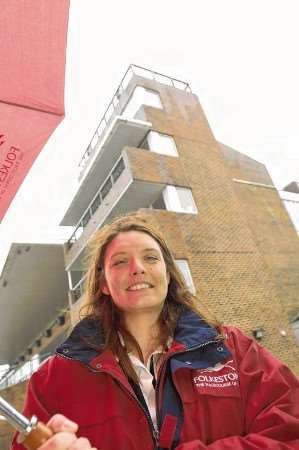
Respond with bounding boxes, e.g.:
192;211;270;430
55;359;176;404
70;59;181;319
291;314;299;344
163;185;198;214
122;86;163;119
283;200;299;234
175;259;196;294
147;131;178;157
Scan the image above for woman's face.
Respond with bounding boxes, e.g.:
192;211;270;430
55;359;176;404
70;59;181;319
101;230;170;315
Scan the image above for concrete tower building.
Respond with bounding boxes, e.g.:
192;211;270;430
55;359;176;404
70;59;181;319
61;65;299;373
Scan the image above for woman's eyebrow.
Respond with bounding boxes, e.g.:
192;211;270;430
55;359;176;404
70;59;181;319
110;251;128;259
110;248;159;259
143;248;160;253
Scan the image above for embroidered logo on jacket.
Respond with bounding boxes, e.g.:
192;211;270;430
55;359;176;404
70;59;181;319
193;360;240;397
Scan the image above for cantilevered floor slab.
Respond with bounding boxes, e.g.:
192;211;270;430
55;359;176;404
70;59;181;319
0;243;68;365
60;116;151;226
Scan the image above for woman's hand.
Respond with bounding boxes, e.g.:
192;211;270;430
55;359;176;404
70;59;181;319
39;414;97;450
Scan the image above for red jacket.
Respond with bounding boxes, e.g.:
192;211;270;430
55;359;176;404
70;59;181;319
12;309;299;449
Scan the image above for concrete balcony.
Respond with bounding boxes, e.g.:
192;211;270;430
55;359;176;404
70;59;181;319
76;65;191;179
60;65;191;228
60;116;151;226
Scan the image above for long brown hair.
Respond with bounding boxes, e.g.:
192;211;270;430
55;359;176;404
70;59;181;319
80;212;220;382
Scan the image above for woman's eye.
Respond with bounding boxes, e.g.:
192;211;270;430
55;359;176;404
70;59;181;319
146;255;159;261
113;260;127;266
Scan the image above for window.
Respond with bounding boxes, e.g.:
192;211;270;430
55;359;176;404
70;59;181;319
152;195;166;210
101;177;113;200
147;131;178;157
69;270;84;290
143;88;163;109
90;194;101;215
175;259;196;294
283;200;299;233
122;86;163;119
112;158;125;183
163;186;198;214
81;210;91;228
291;314;299;344
74;225;83;241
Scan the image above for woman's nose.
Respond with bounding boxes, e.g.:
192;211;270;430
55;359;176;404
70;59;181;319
130;258;145;275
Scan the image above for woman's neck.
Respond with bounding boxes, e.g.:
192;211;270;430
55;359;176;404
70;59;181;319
123;309;162;363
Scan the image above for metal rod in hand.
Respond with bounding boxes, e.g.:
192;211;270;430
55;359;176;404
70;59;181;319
0;395;53;449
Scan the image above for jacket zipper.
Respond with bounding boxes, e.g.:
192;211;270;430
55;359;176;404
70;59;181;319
58;353;159;448
155;339;219;434
58;337;222;449
121;380;159;447
97;369;159;448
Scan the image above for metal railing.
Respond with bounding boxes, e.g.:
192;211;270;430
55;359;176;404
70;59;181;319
71;275;87;303
67;156;126;248
0;307;70;390
0;352;52;390
78;64;191;174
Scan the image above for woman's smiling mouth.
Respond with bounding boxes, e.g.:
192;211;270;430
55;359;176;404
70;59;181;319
127;283;153;291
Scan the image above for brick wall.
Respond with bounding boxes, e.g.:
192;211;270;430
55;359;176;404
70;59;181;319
128;79;299;375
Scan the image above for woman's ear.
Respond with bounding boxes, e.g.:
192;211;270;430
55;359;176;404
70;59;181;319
101;278;110;295
102;281;110;295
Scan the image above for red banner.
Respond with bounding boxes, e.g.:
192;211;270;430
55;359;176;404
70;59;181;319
0;0;70;221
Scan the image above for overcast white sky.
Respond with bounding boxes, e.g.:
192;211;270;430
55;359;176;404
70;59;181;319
0;0;298;273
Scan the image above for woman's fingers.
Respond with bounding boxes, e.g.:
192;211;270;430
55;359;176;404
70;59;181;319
68;437;95;450
46;414;78;433
38;414;96;449
38;433;96;450
38;431;77;450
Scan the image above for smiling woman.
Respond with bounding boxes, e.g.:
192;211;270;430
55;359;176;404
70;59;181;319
78;214;214;382
11;213;299;450
102;231;170;313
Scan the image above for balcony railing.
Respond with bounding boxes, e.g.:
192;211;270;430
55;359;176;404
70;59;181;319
71;275;87;303
0;352;52;390
78;64;191;175
67;156;126;248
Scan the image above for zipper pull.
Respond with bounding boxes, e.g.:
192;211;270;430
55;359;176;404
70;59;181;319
153;429;159;445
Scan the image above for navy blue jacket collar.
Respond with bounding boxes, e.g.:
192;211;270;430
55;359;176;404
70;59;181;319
56;307;229;366
173;307;219;349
